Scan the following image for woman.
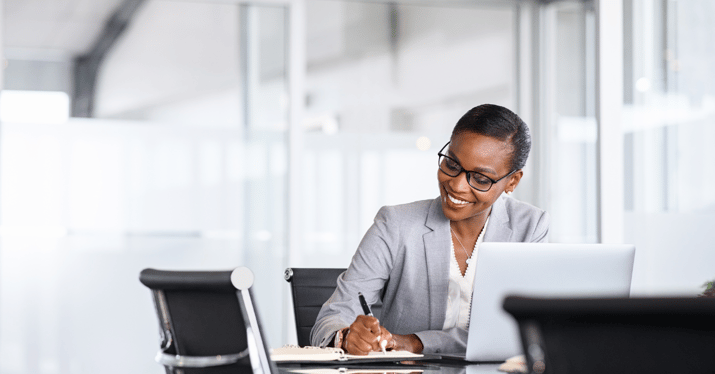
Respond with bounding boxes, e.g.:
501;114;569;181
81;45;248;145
311;104;549;355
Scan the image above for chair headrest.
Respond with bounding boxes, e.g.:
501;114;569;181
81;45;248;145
139;268;235;291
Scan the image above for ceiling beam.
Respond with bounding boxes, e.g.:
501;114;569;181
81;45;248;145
72;0;147;117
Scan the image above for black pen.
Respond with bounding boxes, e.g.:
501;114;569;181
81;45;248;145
358;292;373;316
358;292;386;353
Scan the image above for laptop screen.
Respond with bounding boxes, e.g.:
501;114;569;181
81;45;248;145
464;242;635;361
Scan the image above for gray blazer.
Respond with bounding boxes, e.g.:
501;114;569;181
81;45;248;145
310;194;549;354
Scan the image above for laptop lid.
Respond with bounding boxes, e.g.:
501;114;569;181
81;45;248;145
464;242;636;362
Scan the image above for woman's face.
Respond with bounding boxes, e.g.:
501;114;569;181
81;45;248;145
437;132;522;223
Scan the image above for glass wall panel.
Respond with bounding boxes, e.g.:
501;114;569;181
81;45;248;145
0;2;288;373
540;2;598;243
238;3;289;349
295;1;521;268
623;0;715;295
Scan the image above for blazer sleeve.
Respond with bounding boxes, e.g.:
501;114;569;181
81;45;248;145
310;206;397;348
414;327;468;354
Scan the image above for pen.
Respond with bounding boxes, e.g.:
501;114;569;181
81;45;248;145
358;292;386;354
358;292;373;316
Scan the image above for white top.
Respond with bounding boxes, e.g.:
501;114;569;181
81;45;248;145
442;217;489;331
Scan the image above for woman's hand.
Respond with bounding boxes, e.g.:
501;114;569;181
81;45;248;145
388;333;423;353
342;315;387;355
342;315;423;354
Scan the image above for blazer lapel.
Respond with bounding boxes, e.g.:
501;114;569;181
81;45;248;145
484;195;513;242
423;197;450;330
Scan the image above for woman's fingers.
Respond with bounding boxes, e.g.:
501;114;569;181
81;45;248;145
344;315;384;355
344;329;373;355
379;328;395;350
344;328;377;354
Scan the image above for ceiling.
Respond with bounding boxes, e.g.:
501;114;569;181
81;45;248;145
3;0;125;60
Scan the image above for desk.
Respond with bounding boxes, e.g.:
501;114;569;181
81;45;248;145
277;361;504;374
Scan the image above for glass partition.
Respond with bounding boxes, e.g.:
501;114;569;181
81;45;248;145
0;2;288;373
2;1;667;373
539;1;598;243
623;0;715;295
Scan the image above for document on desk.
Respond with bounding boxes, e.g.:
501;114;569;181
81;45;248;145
271;346;423;363
291;369;422;374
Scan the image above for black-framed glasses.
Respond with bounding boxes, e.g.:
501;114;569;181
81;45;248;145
437;142;516;192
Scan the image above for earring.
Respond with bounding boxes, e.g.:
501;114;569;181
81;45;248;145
506;191;513;195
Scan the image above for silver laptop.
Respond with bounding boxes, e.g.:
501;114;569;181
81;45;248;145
455;242;635;362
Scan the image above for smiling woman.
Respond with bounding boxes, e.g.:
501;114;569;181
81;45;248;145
310;104;550;356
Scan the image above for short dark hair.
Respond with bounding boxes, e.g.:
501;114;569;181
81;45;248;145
451;104;531;171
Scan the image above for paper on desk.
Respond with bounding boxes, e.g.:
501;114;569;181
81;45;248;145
291;369;422;374
497;355;526;373
271;345;423;363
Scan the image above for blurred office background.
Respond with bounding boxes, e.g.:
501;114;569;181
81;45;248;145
0;0;713;373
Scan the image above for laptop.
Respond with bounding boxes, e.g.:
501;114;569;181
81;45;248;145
442;242;636;362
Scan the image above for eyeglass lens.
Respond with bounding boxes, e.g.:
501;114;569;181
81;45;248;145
438;155;494;192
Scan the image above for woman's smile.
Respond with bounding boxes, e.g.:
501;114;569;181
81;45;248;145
447;193;471;205
442;186;473;206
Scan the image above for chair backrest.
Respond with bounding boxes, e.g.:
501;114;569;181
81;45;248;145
140;268;275;374
504;296;715;374
284;268;382;347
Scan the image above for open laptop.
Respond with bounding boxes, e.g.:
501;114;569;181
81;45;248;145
442;242;635;362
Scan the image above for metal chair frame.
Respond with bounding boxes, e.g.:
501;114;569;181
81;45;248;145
141;267;275;374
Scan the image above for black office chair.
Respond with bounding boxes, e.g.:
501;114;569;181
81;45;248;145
140;267;275;374
504;296;715;374
284;267;382;347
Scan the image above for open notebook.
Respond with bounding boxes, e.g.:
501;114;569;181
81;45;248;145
291;369;422;374
271;346;423;363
